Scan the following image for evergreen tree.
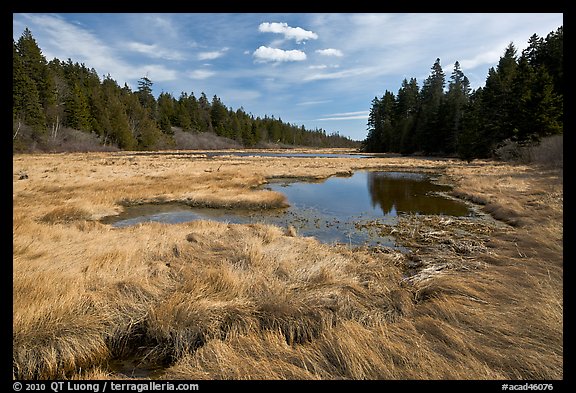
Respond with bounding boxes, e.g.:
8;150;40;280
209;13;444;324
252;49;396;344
443;61;471;153
9;27;370;152
13;40;46;135
379;91;396;152
136;76;156;111
175;92;193;130
210;95;229;137
16;27;56;113
98;75;134;148
46;59;68;141
64;82;92;131
542;27;563;97
395;77;420;154
458;88;486;159
364;97;383;152
416;58;446;153
157;92;176;134
197;92;213;132
480;43;519;148
513;56;562;141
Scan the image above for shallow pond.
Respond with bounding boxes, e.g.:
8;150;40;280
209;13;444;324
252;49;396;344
102;171;472;247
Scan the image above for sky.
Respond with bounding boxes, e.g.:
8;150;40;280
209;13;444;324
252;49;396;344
13;13;563;141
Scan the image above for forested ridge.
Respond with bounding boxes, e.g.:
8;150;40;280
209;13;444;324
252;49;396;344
13;28;358;153
362;26;563;160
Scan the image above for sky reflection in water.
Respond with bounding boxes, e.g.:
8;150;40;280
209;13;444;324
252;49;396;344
104;171;471;247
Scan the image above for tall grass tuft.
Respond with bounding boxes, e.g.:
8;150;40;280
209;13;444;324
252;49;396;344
40;206;92;224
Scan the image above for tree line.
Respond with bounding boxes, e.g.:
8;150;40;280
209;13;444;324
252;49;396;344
362;26;563;160
13;28;358;152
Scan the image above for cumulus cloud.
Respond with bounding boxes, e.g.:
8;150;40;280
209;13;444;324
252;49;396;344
197;48;229;60
258;22;318;43
253;46;307;62
315;48;343;57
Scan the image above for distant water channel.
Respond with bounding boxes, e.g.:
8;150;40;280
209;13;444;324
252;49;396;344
122;151;375;159
102;171;472;247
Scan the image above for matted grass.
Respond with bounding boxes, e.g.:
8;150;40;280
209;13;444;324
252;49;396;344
13;149;562;380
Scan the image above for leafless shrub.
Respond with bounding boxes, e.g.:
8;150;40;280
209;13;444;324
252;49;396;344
524;135;563;168
494;135;563;168
172;128;241;150
493;139;523;162
46;128;119;153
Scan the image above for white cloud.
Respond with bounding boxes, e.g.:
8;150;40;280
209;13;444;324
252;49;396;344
258;22;318;43
197;48;229;60
460;47;506;70
297;99;333;106
304;67;374;81
326;111;369;117
126;42;185;61
188;70;216;79
15;14;138;85
136;65;178;82
253;46;306;63
315;48;343;57
15;14;189;86
317;115;369;121
143;15;180;40
316;110;369;121
308;64;340;70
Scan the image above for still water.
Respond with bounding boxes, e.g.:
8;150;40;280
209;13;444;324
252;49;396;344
102;171;471;247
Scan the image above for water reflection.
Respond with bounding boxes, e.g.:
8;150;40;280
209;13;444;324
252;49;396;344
367;172;470;216
102;171;471;247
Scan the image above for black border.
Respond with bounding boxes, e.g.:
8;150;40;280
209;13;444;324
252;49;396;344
8;3;571;390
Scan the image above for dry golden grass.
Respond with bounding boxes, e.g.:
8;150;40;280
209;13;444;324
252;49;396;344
13;150;562;380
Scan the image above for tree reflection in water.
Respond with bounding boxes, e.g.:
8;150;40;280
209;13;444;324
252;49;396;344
366;172;470;217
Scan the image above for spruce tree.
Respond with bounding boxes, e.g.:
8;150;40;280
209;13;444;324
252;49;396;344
157;92;175;134
481;43;519;148
65;82;93;131
416;58;445;153
395;78;419;154
13;40;46;134
443;61;471;153
210;95;229;137
175;93;193;130
364;96;383;152
458;88;485;159
16;28;56;115
136;76;156;111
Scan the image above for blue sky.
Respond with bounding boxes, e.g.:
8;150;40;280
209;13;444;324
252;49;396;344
13;13;563;141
